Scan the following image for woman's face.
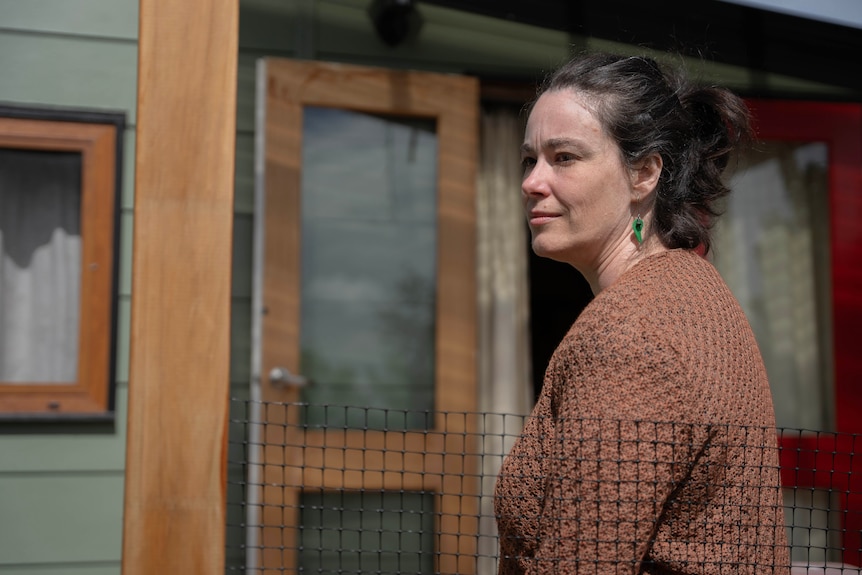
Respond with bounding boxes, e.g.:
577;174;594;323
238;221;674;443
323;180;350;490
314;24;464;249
521;89;636;271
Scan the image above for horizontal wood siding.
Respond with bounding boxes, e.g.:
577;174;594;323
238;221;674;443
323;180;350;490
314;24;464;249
0;0;137;40
0;33;138;124
0;470;124;564
0;566;121;575
0;1;137;573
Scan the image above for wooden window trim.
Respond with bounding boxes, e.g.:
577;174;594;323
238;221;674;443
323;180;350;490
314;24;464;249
0;106;123;420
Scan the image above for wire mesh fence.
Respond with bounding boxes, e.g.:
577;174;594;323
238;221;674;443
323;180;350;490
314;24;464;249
226;399;862;574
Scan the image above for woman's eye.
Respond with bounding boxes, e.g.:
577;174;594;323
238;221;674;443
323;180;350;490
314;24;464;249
521;157;536;170
556;153;575;163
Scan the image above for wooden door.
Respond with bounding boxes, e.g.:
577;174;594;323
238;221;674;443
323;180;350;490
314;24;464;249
250;59;479;574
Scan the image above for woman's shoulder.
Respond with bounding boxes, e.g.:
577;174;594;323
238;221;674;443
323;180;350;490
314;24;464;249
619;248;725;294
550;249;767;424
568;248;752;368
555;251;709;363
592;249;737;319
581;249;730;319
546;252;709;421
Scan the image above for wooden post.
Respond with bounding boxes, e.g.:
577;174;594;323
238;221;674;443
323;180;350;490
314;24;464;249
122;1;237;573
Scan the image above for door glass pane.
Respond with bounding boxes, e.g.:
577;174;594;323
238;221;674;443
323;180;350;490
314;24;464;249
299;106;438;430
714;142;832;430
300;491;435;574
783;487;843;565
0;149;81;383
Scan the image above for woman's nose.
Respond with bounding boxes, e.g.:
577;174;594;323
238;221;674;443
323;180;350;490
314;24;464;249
522;161;550;198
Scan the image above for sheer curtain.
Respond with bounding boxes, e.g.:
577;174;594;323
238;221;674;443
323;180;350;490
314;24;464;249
713;142;837;564
0;149;81;383
476;104;534;573
713;142;832;431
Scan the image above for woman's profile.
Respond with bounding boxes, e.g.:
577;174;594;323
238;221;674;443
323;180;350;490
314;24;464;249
494;52;790;574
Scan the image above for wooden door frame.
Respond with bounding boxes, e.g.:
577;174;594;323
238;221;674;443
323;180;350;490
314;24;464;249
121;1;237;573
253;58;479;574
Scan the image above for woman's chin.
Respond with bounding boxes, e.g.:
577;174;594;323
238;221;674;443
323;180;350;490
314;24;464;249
531;239;564;261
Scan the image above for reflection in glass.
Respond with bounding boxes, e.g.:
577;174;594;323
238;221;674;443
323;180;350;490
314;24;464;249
714;142;832;430
783;488;843;564
299;106;438;430
300;491;435;575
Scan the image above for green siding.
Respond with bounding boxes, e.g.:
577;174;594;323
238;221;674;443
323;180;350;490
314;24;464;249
231;298;253;384
0;386;128;473
119;213;134;297
120;130;136;211
0;0;137;40
238;0;299;52
115;298;132;384
231;215;253;301
235;53;267;134
0;31;138;124
0;1;136;573
233;132;255;215
0;474;123;565
0;564;120;575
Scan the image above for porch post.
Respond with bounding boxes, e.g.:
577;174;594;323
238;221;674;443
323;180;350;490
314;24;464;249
122;1;237;573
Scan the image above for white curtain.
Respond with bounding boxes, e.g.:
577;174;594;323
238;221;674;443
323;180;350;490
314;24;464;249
476;105;534;574
0;149;81;383
714;142;837;565
713;141;832;431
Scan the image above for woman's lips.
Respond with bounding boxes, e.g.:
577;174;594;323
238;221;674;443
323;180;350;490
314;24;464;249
529;212;559;225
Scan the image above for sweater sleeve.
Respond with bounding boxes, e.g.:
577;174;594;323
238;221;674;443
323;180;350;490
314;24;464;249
532;322;713;574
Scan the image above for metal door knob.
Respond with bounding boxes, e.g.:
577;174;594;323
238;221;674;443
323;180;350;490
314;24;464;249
268;366;309;388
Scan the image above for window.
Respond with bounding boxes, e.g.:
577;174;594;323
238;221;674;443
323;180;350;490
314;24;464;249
0;105;123;419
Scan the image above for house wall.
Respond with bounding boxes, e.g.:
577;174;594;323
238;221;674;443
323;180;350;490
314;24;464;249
228;0;861;568
226;1;574;568
0;0;855;573
0;1;137;573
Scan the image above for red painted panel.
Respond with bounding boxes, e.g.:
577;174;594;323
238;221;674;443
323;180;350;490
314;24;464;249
780;434;862;565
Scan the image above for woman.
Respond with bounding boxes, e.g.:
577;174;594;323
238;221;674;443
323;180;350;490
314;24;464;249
494;53;789;574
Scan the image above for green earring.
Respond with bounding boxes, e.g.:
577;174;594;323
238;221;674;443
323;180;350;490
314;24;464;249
632;216;644;244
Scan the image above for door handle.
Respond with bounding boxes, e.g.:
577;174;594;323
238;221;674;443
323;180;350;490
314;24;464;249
268;366;309;388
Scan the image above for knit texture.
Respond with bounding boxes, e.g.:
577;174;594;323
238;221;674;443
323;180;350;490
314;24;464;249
495;249;790;574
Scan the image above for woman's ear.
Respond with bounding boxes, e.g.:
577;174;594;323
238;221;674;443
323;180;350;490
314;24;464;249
631;153;663;196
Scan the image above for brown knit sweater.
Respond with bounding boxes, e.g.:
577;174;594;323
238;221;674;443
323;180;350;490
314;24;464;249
495;249;790;575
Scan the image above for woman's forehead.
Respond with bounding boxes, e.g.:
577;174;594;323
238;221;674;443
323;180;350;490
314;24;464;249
526;90;607;141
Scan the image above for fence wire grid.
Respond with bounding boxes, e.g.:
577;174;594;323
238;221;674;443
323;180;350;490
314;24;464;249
226;400;862;574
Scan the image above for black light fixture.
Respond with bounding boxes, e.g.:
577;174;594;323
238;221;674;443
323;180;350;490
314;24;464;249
369;0;423;46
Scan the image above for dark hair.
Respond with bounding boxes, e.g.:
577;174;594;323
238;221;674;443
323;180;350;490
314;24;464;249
538;52;752;253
